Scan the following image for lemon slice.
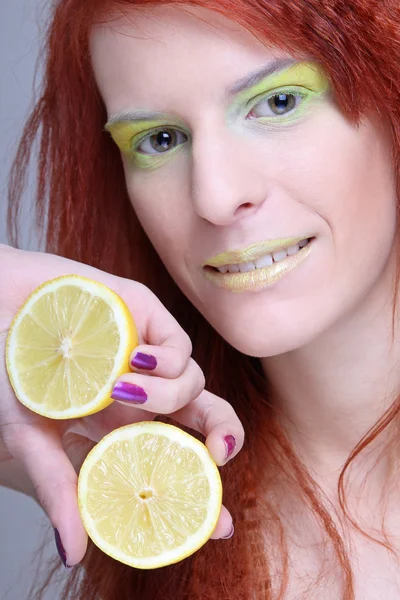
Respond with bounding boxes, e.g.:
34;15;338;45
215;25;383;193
78;421;223;569
6;275;138;419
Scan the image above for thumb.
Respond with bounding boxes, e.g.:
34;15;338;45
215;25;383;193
11;423;87;567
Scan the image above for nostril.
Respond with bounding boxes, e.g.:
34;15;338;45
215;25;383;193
235;202;255;216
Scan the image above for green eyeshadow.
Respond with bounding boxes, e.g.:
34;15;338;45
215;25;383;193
105;61;330;170
234;62;330;103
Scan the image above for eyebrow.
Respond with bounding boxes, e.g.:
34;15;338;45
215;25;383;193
227;57;299;95
105;57;299;127
106;109;172;127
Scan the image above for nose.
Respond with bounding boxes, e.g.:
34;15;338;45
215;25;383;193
190;126;267;226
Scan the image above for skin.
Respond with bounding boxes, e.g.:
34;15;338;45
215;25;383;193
91;3;397;456
0;245;243;568
90;6;400;596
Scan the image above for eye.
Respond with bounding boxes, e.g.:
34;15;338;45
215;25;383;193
135;128;188;155
247;92;304;119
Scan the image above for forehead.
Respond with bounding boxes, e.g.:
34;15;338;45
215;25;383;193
90;5;293;114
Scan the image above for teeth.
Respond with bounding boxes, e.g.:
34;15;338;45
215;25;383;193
215;238;310;274
227;264;240;273
218;265;229;274
239;261;256;273
254;253;273;268
287;244;300;255
272;250;287;262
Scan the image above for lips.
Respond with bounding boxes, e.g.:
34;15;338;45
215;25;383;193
202;236;314;293
203;236;313;269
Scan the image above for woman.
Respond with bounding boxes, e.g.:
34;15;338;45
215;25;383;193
2;0;400;598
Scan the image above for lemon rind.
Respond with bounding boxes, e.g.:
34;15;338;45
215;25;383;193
78;422;223;569
6;275;137;419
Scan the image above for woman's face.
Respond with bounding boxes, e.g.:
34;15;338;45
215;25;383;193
91;5;397;357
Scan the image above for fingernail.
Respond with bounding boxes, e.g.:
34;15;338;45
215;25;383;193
54;528;70;568
221;524;235;539
131;352;157;371
224;435;236;459
111;381;148;404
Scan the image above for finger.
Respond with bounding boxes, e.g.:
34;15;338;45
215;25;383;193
118;284;193;373
210;504;234;540
129;344;193;379
74;388;243;467
66;403;154;442
170;390;245;466
8;422;87;567
111;358;205;414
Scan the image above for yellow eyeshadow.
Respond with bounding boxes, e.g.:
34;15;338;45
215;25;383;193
105;120;169;153
104;61;329;169
234;62;330;104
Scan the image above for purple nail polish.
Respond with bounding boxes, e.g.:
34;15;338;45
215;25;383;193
54;528;69;568
221;524;235;539
111;381;148;404
224;435;236;459
130;352;157;371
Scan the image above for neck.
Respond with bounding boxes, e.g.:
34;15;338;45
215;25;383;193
261;261;400;485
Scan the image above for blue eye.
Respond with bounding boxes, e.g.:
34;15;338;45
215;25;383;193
248;92;304;119
136;129;188;155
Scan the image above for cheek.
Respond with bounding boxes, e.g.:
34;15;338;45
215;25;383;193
123;163;193;280
203;115;396;357
290;112;396;277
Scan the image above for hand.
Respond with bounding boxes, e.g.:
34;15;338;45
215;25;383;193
0;245;244;567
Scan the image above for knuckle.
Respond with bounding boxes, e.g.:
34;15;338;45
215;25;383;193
161;357;203;414
189;359;206;396
132;280;152;297
196;396;244;438
168;384;185;413
34;480;77;520
34;482;51;514
195;401;214;434
0;420;32;456
178;331;192;357
167;373;197;413
171;360;205;412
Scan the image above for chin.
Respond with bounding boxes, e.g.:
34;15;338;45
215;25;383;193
206;311;327;358
181;275;337;357
222;332;307;358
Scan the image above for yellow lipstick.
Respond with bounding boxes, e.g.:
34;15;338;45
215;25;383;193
203;237;310;268
203;237;313;293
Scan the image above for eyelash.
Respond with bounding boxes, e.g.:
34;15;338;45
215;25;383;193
130;86;310;159
133;127;188;157
246;86;309;121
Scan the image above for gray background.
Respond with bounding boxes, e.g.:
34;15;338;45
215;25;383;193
1;1;67;598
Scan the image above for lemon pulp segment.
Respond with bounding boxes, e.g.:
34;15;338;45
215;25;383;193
6;275;137;419
78;422;223;569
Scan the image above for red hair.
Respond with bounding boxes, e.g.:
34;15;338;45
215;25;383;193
8;1;400;598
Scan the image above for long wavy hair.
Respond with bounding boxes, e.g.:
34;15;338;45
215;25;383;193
8;1;400;598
